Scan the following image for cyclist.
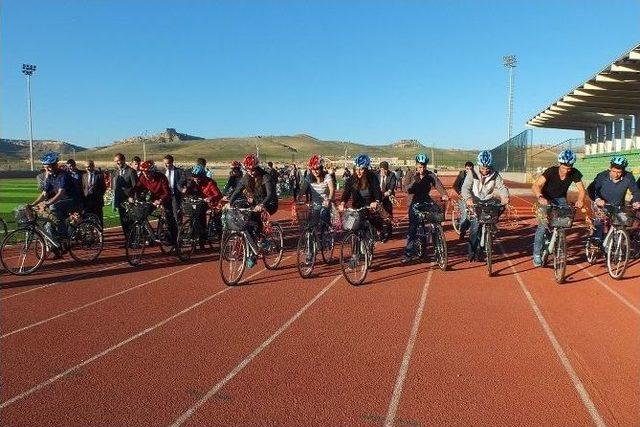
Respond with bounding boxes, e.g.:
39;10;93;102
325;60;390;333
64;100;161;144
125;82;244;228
531;149;586;267
28;152;81;251
228;154;278;267
378;161;397;241
129;160;177;245
402;153;448;263
461;151;510;262
297;155;335;224
587;156;640;243
454;161;474;238
223;160;243;197
183;164;223;247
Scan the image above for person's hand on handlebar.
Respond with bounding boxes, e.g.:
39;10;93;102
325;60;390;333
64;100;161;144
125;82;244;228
574;199;584;209
537;196;549;206
500;197;509;206
338;202;345;212
253;204;264;212
595;198;606;208
153;199;161;207
632;201;640;210
369;201;378;210
465;198;474;208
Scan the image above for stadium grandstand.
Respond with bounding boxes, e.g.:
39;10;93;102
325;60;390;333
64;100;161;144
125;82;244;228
527;42;640;181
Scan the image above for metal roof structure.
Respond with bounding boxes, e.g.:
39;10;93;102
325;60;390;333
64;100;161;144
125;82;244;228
528;43;640;131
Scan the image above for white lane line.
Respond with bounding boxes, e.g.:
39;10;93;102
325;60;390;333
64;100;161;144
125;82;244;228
170;273;342;427
384;270;434;427
498;243;607;427
0;260;280;408
0;262;126;301
579;263;640;316
1;263;200;339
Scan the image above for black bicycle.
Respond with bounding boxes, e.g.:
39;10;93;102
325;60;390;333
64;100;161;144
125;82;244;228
295;203;337;278
412;201;448;271
176;197;210;261
124;201;174;266
339;206;380;286
538;204;575;284
471;201;505;276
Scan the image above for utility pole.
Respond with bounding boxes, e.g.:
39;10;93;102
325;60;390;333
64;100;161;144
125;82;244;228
22;64;37;171
503;55;517;172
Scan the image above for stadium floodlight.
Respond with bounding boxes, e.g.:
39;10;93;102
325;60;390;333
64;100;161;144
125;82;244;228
503;55;517;171
22;64;37;171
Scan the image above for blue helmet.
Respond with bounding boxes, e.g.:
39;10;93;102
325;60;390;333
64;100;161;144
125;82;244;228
557;149;577;165
192;164;206;177
353;154;371;169
40;152;59;165
477;150;492;167
610;156;628;169
415;153;429;165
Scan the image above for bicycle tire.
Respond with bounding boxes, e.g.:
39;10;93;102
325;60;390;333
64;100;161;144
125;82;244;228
433;224;448;271
606;228;629;280
219;231;246;285
451;204;461;235
126;222;147;267
584;238;600;264
553;229;567;283
319;226;336;264
340;232;369;286
0;228;46;275
262;223;284;270
177;220;196;262
156;216;173;255
485;226;493;276
296;229;316;278
68;221;103;263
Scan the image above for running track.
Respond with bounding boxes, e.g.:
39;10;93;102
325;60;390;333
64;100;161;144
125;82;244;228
1;178;638;426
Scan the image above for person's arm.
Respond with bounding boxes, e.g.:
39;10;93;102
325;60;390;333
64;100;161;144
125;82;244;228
574;181;586;208
386;174;397;196
626;173;640;205
204;180;223;205
340;177;352;204
228;176;246;204
493;174;510;205
407;174;421;195
460;170;474;205
531;174;548;205
432;174;447;199
452;171;464;195
370;174;383;203
157;176;171;205
31;190;47;206
124;169;137;197
327;176;335;202
259;174;277;208
45;187;66;205
298;179;309;201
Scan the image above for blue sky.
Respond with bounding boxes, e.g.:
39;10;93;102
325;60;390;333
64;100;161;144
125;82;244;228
1;0;639;150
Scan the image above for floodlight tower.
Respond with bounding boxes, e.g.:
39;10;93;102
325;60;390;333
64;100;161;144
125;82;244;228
503;55;517;171
22;64;37;171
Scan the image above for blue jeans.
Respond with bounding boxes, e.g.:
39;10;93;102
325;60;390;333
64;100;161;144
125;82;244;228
533;197;568;258
468;216;481;256
405;205;420;256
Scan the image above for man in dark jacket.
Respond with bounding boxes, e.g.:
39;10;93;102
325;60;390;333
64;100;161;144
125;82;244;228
163;154;187;225
378;161;397;241
112;153;138;238
453;161;474;238
82;160;106;227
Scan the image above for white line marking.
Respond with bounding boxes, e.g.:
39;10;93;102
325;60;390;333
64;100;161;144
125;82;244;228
0;262;126;301
1;263;200;338
170;273;342;427
498;243;606;427
384;270;433;427
579;263;640;316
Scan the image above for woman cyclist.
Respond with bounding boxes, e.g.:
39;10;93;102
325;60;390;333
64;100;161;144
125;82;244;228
223;161;244;197
402;153;448;263
338;154;383;232
297;155;335;225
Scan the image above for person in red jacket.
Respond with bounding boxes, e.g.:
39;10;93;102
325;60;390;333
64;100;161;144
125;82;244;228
129;160;177;245
184;164;223;246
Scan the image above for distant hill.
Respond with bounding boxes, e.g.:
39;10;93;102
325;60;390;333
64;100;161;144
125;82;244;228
0;138;87;162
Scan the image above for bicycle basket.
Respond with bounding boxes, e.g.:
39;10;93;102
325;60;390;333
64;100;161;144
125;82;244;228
547;205;575;228
475;203;503;224
182;198;208;217
125;202;152;222
223;208;251;231
605;205;636;227
342;210;362;231
414;203;444;223
14;205;37;225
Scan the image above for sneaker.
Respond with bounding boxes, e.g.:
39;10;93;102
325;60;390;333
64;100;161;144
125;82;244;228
533;256;542;267
246;256;256;269
401;255;415;264
467;253;475;262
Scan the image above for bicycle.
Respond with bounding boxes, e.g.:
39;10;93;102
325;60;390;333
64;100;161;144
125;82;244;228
471;201;505;276
176;197;210;261
412;201;448;271
585;203;639;279
0;205;103;275
538;204;575;284
294;203;336;278
219;206;284;285
339;206;378;286
448;196;463;235
124;201;174;266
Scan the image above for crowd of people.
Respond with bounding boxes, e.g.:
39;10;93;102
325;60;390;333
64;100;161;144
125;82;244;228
26;146;640;269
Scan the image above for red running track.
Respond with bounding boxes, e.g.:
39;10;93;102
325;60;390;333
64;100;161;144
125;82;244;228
1;179;638;426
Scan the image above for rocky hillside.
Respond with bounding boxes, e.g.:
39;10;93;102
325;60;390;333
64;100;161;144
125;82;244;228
0;138;87;160
114;128;204;145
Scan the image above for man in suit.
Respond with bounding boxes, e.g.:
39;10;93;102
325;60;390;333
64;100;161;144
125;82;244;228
378;161;397;242
82;160;106;226
163;154;186;232
112;153;137;239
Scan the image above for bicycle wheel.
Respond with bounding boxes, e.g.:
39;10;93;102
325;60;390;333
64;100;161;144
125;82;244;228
206;214;222;249
156;216;173;254
68;221;103;263
585;238;600;264
485;226;493;276
82;213;103;231
177;220;196;262
553;229;567;284
451;204;461;234
296;229;316;278
219;232;246;285
606;229;629;280
262;223;284;270
340;232;369;286
126;222;147;267
0;228;46;275
433;224;448;271
319;226;336;264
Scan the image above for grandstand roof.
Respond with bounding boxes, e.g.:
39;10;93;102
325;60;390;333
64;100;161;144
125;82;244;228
528;43;640;130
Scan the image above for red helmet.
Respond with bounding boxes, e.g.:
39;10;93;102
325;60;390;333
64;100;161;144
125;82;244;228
307;154;324;169
140;160;154;171
231;160;241;169
242;154;259;170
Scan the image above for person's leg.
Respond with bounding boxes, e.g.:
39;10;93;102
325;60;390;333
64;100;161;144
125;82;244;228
163;201;178;245
118;205;130;239
459;199;470;237
467;217;480;259
404;207;419;259
532;222;546;265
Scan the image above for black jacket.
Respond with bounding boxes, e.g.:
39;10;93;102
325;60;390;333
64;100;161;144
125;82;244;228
340;172;383;209
229;167;278;214
453;170;466;195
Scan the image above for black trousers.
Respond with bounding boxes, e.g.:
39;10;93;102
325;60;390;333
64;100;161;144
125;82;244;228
85;194;104;227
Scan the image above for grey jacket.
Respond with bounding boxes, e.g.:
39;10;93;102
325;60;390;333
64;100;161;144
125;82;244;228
461;166;509;203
